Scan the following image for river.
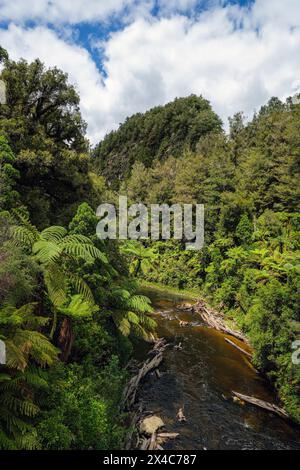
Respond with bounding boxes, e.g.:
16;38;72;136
135;286;300;450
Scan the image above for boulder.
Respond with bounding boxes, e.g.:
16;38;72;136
140;416;165;435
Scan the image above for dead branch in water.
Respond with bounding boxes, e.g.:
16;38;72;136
194;300;249;344
123;339;168;410
224;337;252;358
232;391;290;420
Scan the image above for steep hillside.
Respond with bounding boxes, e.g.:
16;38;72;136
93;95;222;187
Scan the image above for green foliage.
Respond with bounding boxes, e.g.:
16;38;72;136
117;96;300;423
0;136;20;211
0;300;58;449
0;55;107;227
94;95;222;187
36;359;127;450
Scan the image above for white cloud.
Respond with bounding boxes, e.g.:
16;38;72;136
0;0;300;144
0;0;133;24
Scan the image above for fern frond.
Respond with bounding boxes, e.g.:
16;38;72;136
12;209;39;239
127;295;153;313
40;226;67;243
5;340;27;371
62;242;108;264
58;295;97;320
62;234;94;244
68;274;94;304
44;265;67;307
112;312;131;337
0;394;39;418
13;330;59;367
15;429;40;450
126;311;140;325
11;225;36;248
32;240;63;264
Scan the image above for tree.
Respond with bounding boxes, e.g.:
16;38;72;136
0;58;87;154
11;212;107;360
120;240;157;277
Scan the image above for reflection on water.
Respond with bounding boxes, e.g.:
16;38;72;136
135;287;300;450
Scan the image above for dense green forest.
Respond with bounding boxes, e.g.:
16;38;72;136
0;46;300;450
98;93;300;421
0;50;156;449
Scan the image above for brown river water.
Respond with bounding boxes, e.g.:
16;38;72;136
135;286;300;450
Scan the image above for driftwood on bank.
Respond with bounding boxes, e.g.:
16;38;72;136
193;300;249;344
232;391;290;420
139;431;179;450
123;338;178;450
122;338;169;410
224;337;252;358
124;404;143;450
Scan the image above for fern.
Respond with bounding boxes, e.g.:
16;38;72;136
58;295;97;319
40;226;67;243
68;273;94;304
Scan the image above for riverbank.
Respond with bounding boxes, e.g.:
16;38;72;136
139;280;246;343
138;281;199;301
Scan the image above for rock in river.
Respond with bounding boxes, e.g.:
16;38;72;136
140;416;165;435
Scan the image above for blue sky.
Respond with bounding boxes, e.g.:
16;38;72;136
0;0;299;144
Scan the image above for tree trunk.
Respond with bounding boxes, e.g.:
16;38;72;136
58;317;74;362
50;309;58;340
134;259;142;277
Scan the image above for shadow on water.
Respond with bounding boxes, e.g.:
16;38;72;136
135;286;300;450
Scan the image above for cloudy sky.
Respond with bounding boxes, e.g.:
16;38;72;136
0;0;300;144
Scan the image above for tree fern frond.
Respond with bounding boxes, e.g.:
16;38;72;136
0;395;39;418
15;429;40;450
40;226;67;243
62;242;108;264
12;209;39;239
32;240;63;264
5;340;27;371
13;330;59;367
58;295;97;319
126;311;140;325
44;265;67;307
126;295;153;313
131;323;151;341
62;234;94;245
11;225;36;248
68;274;94;304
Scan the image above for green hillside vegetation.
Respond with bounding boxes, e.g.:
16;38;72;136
106;97;300;422
94;95;222;187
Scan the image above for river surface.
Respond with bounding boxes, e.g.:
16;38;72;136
135;286;300;450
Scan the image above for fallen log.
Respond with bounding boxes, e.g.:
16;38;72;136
232;391;290;420
194;300;248;344
124;404;144;450
123;339;168;409
225;338;252;359
148;432;157;450
157;432;179;439
140;438;150;450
